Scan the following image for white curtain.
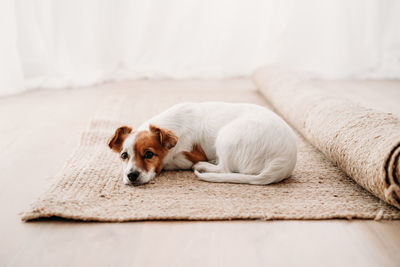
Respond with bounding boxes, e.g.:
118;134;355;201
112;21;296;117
1;0;400;96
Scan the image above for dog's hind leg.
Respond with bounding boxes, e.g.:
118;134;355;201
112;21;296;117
193;161;222;173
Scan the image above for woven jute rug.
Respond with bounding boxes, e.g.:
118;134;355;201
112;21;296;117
22;81;400;221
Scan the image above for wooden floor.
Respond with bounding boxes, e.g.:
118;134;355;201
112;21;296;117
1;79;400;267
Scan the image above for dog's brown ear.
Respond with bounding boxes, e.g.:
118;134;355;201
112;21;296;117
149;124;178;150
108;126;132;152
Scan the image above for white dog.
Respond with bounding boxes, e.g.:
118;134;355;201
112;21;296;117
108;102;297;186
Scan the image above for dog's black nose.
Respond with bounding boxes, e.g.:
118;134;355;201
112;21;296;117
127;171;140;182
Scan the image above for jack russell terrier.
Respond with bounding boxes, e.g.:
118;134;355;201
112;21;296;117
108;102;297;186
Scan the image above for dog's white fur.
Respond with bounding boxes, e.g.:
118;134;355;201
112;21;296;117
121;102;297;185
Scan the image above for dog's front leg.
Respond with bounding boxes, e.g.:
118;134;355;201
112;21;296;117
182;144;208;165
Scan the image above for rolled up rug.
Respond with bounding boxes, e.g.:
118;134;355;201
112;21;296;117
253;66;400;209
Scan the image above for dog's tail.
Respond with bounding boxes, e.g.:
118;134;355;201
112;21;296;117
194;160;292;185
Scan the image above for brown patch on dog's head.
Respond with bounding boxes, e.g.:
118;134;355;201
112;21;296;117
132;125;178;174
108;126;132;153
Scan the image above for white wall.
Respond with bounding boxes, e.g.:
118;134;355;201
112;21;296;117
1;0;400;96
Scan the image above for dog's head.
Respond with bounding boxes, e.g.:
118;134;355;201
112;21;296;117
108;125;178;186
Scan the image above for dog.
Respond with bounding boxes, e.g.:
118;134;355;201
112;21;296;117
108;102;297;186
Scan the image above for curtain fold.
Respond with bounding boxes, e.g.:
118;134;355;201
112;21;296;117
2;0;400;96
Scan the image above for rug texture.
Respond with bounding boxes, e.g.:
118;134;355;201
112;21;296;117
22;80;400;221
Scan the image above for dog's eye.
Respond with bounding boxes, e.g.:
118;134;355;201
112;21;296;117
121;152;128;160
144;150;154;159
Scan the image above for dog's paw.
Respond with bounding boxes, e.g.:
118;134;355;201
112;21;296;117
192;162;208;173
